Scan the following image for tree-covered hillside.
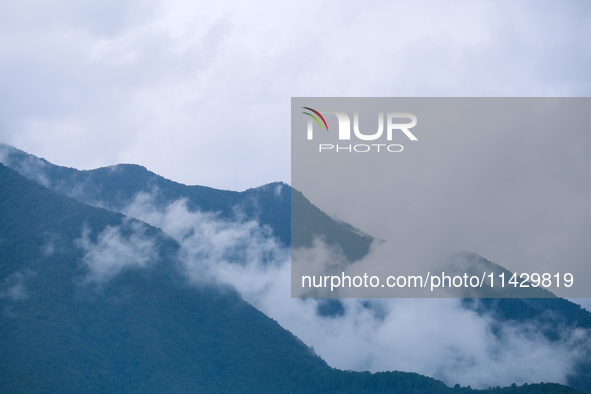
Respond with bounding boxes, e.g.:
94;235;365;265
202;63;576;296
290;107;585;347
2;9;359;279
1;148;589;393
0;143;372;259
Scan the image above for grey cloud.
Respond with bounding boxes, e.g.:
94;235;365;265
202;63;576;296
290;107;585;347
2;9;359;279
1;1;590;190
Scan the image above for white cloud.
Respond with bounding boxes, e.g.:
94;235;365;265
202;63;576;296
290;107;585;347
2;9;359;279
76;219;157;284
117;189;591;389
121;190;288;284
227;253;588;389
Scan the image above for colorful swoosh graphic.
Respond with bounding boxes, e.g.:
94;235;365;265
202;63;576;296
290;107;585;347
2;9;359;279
302;107;329;131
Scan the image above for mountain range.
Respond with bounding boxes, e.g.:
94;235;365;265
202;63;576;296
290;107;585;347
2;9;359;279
1;143;589;393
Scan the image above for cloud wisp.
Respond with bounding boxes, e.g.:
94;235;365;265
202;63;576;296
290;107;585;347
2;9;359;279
76;219;157;284
0;270;34;302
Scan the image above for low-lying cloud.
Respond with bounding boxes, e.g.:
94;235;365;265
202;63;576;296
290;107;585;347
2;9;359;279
108;189;591;389
0;143;50;187
76;219;157;284
121;190;288;285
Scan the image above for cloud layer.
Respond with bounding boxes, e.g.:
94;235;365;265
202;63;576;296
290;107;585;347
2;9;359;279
1;1;590;190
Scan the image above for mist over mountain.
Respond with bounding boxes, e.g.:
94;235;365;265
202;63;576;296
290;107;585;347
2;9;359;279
1;163;458;393
2;143;591;393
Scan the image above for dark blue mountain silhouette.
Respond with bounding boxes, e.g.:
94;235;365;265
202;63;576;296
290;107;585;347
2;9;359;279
1;143;588;393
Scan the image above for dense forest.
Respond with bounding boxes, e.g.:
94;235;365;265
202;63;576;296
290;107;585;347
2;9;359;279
1;145;590;393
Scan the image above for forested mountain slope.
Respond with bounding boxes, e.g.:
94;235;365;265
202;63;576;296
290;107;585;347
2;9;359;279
2;144;590;393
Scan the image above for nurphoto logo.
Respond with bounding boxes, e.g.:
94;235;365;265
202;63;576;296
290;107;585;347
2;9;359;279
302;107;418;153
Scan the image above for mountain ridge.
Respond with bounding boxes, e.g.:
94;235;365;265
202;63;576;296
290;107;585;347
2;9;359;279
0;143;373;261
0;145;591;393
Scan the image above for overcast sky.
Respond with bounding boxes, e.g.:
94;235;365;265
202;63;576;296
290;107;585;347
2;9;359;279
0;0;590;191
